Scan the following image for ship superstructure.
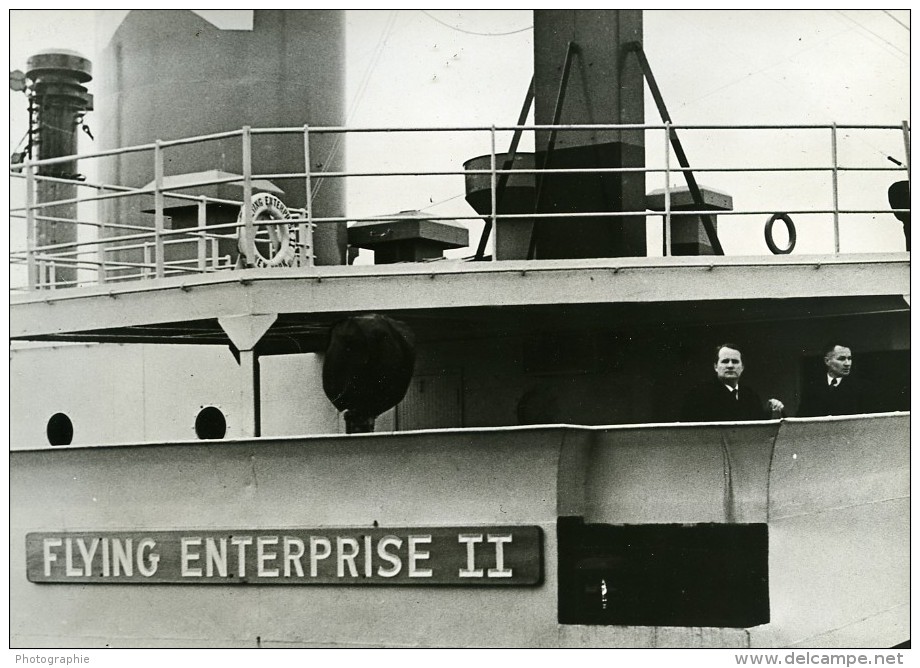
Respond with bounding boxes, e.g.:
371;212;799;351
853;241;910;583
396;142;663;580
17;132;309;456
9;9;909;649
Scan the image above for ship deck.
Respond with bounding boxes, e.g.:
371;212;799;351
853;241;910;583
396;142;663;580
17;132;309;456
10;252;910;348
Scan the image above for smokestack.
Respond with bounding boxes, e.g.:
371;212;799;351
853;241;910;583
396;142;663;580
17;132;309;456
25;49;93;288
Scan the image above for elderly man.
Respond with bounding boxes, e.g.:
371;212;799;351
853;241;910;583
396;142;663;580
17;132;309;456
798;343;871;417
681;343;784;422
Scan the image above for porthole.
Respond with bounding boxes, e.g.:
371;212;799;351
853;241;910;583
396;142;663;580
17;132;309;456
47;413;74;446
195;406;227;440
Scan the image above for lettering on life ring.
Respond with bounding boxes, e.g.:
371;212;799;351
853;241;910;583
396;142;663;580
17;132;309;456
237;193;297;268
764;213;797;255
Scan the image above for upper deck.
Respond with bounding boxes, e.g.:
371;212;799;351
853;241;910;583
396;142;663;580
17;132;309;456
8;253;910;346
9;121;911;345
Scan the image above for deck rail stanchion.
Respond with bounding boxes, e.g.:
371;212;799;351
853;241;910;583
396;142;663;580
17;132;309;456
489;125;497;261
143;243;153;279
24;161;37;290
211;238;220;270
830;123;840;255
154;140;166;278
663;122;672;257
241;125;255;266
97;224;108;286
197;198;208;272
474;77;535;261
901;120;911;181
95;159;108;286
303;125;314;267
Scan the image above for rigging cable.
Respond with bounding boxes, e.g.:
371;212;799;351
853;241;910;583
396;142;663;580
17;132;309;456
881;10;909;32
835;10;908;58
311;10;399;202
313;10;397;195
10;128;29;154
674;16;907;169
420;10;532;37
312;11;529;206
417;192;466;212
677;18;898;113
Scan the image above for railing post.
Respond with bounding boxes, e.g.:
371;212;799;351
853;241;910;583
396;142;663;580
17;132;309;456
154;140;166;277
48;261;57;290
241;125;255;266
901;120;911;182
24;161;38;290
143;242;153;279
663;121;672;257
830;123;840;255
489;125;497;261
197;197;207;272
97;214;108;285
302;125;314;267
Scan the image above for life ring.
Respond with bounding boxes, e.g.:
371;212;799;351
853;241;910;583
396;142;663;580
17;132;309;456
764;213;796;255
237;193;297;268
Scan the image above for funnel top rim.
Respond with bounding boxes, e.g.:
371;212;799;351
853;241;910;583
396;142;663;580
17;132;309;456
26;50;93;82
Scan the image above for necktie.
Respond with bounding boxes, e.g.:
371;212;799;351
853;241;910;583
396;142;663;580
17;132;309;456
732;388;739;401
830;378;839;388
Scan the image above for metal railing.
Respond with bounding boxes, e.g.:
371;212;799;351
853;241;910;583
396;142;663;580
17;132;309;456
9;121;910;292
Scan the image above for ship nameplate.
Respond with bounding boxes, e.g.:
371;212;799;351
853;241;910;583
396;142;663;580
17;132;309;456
26;526;542;586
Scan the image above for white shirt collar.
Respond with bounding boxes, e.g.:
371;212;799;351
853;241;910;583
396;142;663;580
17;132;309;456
827;374;843;386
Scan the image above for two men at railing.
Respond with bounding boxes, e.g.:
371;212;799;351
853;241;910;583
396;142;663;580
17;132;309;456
681;341;872;422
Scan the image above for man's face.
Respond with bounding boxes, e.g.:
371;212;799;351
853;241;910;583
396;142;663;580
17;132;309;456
714;347;744;386
824;346;852;378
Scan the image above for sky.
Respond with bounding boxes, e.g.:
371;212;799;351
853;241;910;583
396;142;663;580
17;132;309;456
8;9;912;264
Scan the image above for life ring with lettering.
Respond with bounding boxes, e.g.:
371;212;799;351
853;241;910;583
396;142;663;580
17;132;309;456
237;193;297;268
764;213;796;255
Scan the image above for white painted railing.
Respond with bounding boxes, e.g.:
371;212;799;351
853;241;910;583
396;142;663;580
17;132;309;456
8;121;910;291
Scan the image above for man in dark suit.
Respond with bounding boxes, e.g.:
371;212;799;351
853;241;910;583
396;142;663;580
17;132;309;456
681;343;784;422
798;343;872;417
